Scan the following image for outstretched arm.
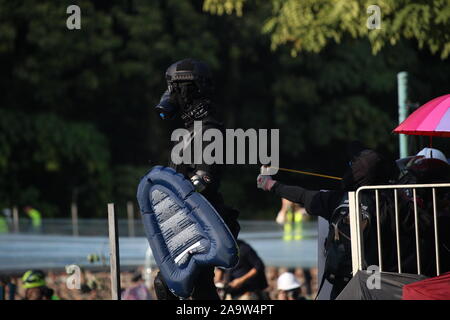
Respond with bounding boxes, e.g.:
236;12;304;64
257;173;319;208
272;182;319;210
257;170;341;220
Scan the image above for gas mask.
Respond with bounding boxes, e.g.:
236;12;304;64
155;89;178;120
154;59;214;124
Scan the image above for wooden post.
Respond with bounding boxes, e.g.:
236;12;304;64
108;203;121;300
12;206;19;233
71;203;79;237
127;201;135;237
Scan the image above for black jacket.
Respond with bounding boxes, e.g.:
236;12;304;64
168;115;240;238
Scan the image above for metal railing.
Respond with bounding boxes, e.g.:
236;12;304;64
0;219;300;237
348;183;450;276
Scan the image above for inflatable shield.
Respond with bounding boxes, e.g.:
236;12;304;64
136;166;238;298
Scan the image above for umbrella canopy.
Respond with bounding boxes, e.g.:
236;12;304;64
394;94;450;137
403;272;450;300
336;271;427;300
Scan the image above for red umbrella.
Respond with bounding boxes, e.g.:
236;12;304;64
394;94;450;138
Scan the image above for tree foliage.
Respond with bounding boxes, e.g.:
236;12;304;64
0;109;111;217
0;0;449;219
204;0;450;59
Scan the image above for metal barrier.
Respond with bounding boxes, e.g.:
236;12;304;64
348;183;450;276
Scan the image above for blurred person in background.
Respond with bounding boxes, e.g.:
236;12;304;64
215;239;268;300
276;272;305;300
0;209;9;233
301;268;313;298
0;275;17;300
264;266;279;299
397;147;450;186
21;270;59;300
396;147;450;275
276;198;306;241
24;206;42;234
122;270;152;300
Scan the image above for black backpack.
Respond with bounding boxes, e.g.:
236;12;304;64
323;194;373;284
316;192;393;299
323;195;353;285
316;195;355;299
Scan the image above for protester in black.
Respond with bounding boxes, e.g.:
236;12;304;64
257;148;398;299
258;149;396;220
395;147;450;276
153;58;240;300
217;239;268;300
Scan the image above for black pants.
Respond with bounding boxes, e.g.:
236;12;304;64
330;280;348;300
191;267;220;300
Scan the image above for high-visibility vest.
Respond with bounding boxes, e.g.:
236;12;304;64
0;216;8;233
28;209;42;227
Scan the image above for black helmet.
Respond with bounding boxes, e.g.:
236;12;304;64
155;58;214;123
165;58;213;97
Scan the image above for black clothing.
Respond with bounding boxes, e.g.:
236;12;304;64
191;267;220;300
154;59;239;300
272;150;397;224
169;116;223;200
156;115;239;300
225;240;268;297
272;182;343;220
342;150;398;191
271;149;398;299
154;117;239;299
273;181;399;298
395;156;450;276
169;115;240;238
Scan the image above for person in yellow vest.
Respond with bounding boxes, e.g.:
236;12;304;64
275;199;306;241
21;270;60;300
24;206;42;233
0;214;8;234
0;208;12;233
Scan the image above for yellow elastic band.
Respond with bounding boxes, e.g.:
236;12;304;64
270;167;343;181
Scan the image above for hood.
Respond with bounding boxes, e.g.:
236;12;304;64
342;149;396;191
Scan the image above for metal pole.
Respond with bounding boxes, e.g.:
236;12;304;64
355;190;366;271
12;206;19;233
394;189;402;273
348;192;361;275
127;201;135;237
375;190;382;272
108;203;121;300
412;189;421;274
432;188;440;276
71;203;79;237
398;71;409;158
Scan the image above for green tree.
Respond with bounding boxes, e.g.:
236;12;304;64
204;0;450;59
0;109;112;217
0;0;449;220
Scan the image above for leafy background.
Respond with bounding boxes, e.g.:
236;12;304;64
0;0;449;219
